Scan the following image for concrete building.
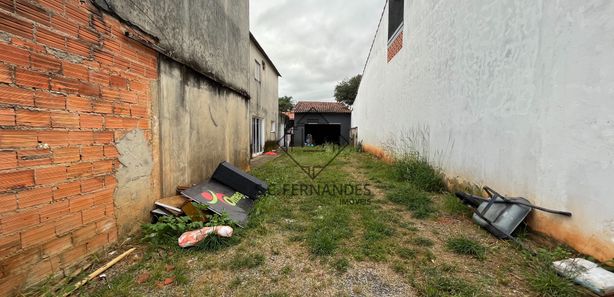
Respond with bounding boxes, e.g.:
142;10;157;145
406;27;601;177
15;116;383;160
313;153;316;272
293;102;351;147
0;0;251;293
249;33;281;156
352;0;614;261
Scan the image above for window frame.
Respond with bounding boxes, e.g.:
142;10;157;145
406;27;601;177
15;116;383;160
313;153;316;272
387;0;404;45
254;60;261;82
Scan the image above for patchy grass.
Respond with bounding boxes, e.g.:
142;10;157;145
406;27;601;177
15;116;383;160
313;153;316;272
420;268;480;297
524;247;580;297
397;247;416;259
333;258;350;273
48;149;581;297
228;253;265;270
446;236;486;260
387;183;435;219
410;236;434;247
307;207;352;256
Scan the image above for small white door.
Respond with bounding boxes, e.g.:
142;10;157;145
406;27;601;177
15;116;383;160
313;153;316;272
251;117;264;156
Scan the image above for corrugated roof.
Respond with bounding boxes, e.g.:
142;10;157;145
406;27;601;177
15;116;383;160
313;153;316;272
293;101;351;113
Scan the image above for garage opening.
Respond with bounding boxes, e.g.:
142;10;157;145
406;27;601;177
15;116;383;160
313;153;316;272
304;124;341;145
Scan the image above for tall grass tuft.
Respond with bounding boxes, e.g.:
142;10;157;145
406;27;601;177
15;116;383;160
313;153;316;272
393;154;446;192
445;236;486;260
524;247;580;297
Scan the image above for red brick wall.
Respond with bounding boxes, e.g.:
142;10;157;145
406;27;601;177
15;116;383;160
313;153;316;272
0;0;157;294
387;31;403;62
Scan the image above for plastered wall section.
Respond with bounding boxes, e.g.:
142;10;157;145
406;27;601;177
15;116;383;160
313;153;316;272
103;0;249;92
249;40;279;143
352;0;614;261
157;56;250;198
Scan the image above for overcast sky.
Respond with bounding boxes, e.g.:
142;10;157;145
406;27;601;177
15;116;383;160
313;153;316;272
250;0;385;102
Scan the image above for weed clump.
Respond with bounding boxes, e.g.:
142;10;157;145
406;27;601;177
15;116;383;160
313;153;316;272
397;247;417;259
421;272;480;297
387;183;436;219
393;155;446;192
442;193;471;216
333;258;350;273
141;212;237;250
525;247;579;297
445;236;486;260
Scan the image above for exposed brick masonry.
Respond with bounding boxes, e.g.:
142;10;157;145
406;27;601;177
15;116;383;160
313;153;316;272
387;31;403;62
0;0;157;294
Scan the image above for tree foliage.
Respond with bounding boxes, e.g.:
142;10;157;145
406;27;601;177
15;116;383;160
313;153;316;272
279;95;294;112
334;74;362;105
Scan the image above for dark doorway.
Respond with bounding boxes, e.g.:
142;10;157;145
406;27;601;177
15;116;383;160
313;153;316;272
304;124;341;145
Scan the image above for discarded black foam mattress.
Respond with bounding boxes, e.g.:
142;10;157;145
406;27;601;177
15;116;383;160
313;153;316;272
212;161;268;199
181;161;268;227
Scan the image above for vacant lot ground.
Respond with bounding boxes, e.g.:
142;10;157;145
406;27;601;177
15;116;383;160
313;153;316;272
32;148;585;296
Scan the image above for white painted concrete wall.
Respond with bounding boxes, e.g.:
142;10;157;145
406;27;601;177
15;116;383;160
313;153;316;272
353;0;614;261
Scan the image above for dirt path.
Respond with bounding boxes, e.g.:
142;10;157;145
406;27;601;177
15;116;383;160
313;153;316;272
336;155;418;297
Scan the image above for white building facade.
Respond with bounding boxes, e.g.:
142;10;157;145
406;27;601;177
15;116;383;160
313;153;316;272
249;33;281;156
353;0;614;261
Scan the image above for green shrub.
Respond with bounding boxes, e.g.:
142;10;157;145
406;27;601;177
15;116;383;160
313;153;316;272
394;156;446;192
141;212;237;249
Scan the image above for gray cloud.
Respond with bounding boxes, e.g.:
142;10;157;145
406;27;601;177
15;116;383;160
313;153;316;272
250;0;385;101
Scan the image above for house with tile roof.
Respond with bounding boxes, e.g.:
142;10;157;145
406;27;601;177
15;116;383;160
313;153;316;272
291;101;351;147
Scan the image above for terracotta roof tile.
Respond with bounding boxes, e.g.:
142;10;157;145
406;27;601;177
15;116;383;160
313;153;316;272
293;101;351;113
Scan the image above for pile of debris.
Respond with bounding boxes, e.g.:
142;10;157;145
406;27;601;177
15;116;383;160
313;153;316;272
151;161;268;247
455;187;614;296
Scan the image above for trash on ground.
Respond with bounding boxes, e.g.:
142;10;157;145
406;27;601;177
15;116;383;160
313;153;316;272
553;258;614;296
181;201;207;222
63;248;136;296
156;275;175;288
136;271;151;284
264;151;278;156
151;207;172;219
154;195;189;216
177;225;234;248
455;186;572;240
181;161;268;227
163;276;175;285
